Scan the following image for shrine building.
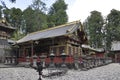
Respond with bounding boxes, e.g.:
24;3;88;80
16;20;88;63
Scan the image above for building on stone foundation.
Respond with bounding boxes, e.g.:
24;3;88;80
110;41;120;62
0;19;15;63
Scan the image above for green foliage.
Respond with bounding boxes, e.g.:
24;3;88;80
22;0;48;34
11;30;25;40
30;0;48;32
3;8;23;40
3;8;23;28
0;5;3;18
84;11;104;48
31;0;46;12
3;9;10;22
23;7;36;34
84;9;120;50
10;8;22;27
106;9;120;50
47;0;68;27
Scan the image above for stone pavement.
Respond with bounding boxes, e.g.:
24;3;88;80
0;63;120;80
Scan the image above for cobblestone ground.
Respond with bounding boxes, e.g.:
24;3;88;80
0;63;120;80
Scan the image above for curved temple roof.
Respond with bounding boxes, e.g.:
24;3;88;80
17;20;82;44
0;19;16;32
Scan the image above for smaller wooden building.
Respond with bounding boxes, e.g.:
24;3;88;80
16;20;88;63
81;45;105;58
110;41;120;62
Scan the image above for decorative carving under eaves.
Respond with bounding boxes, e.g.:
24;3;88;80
68;31;79;41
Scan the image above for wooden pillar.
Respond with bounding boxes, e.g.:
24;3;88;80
23;46;25;58
18;47;20;58
66;44;68;55
66;38;70;55
115;53;117;63
31;41;34;62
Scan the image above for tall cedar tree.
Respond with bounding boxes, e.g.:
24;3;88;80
0;6;2;18
3;8;23;40
84;11;104;48
23;7;36;34
31;0;48;31
48;0;68;27
106;9;120;50
23;0;48;34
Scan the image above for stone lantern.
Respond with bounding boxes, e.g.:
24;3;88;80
40;54;46;68
4;56;8;64
33;54;37;67
12;56;16;64
26;56;30;65
61;50;67;68
49;50;55;68
7;56;11;64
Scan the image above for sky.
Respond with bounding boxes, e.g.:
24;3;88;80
1;0;120;22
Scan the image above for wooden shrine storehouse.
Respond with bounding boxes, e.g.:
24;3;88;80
110;41;120;62
16;21;88;64
81;45;105;58
0;19;15;63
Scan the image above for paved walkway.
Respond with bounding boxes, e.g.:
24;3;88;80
1;63;120;80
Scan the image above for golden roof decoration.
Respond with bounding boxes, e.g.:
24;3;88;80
0;18;15;30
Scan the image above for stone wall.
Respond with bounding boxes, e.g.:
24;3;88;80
0;39;12;63
0;48;5;62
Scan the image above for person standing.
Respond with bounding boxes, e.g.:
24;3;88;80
37;62;43;80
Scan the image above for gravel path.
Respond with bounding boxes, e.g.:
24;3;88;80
0;67;39;80
0;63;120;80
